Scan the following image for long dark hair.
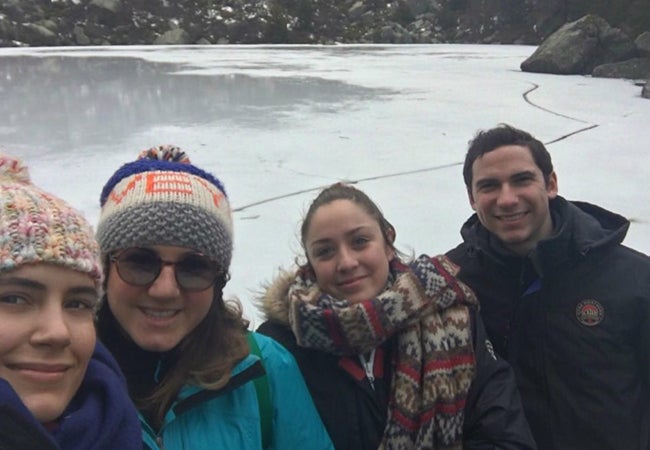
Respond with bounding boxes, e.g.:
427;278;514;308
97;272;249;429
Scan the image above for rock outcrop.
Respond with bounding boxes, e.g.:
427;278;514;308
643;80;650;98
521;15;649;98
592;58;650;79
520;15;637;75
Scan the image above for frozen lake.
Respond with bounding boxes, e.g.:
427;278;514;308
1;44;648;324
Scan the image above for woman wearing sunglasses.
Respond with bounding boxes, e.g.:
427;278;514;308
0;153;140;449
95;146;333;450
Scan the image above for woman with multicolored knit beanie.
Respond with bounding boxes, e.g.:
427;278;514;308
0;153;141;450
95;145;333;450
257;182;537;450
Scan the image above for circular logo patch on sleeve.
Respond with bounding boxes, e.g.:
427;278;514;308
575;300;605;326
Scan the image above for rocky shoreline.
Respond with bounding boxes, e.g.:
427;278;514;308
1;1;648;97
1;0;648;47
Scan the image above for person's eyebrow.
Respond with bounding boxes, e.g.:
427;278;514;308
68;286;100;298
474;177;498;189
309;226;370;247
0;278;97;299
475;170;537;188
510;170;537;179
0;277;45;290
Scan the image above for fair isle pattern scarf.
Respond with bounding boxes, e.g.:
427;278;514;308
288;254;478;450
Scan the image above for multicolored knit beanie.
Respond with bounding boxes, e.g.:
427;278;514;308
0;153;102;287
96;145;233;272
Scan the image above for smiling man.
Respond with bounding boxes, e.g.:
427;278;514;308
446;124;650;450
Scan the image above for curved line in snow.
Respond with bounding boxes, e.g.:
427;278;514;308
233;162;462;212
522;83;599;144
234;83;603;214
523;83;591;124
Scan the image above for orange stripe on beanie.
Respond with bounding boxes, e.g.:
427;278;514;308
96;145;233;272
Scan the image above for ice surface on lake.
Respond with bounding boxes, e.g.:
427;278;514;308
1;44;647;324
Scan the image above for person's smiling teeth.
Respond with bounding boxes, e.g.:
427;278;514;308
499;212;525;221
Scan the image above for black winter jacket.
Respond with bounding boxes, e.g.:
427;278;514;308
447;196;650;450
258;308;536;450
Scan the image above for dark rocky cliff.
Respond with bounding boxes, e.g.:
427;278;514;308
0;0;648;47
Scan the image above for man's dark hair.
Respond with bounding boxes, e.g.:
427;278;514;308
463;124;554;191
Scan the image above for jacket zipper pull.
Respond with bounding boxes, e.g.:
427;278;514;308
358;350;376;390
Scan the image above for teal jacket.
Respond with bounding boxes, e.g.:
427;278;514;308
141;332;333;450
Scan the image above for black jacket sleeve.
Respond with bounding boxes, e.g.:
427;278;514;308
462;309;537;450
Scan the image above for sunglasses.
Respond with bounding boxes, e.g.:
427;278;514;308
110;248;223;292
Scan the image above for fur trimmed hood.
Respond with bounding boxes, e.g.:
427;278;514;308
258;269;295;326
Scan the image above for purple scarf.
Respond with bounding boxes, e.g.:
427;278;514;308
0;342;141;450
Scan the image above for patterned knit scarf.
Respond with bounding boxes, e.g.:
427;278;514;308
288;254;478;450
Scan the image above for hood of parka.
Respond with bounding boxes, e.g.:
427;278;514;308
258;270;295;326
